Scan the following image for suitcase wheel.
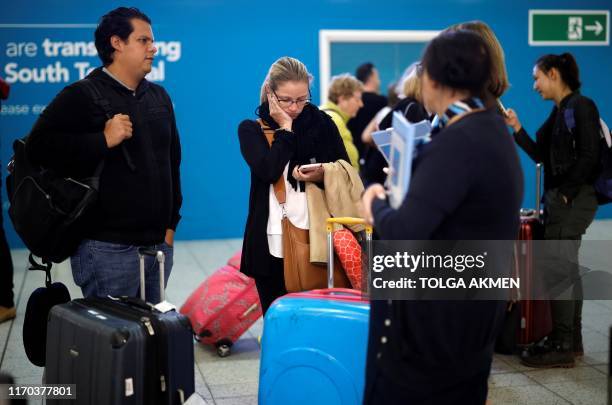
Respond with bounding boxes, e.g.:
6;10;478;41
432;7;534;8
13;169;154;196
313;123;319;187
217;345;231;357
215;338;233;357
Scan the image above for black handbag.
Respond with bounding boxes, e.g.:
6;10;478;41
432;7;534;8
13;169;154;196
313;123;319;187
22;256;71;366
6;79;109;263
494;301;521;354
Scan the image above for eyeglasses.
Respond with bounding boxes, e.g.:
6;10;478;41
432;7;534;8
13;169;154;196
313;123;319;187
273;89;311;108
416;63;424;78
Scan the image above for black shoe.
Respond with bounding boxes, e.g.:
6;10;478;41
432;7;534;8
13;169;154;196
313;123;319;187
573;331;583;357
520;342;575;368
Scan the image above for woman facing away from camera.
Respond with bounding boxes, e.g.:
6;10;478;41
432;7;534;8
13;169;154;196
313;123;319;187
361;30;523;404
237;57;349;314
447;20;510;111
505;53;601;368
361;65;431;186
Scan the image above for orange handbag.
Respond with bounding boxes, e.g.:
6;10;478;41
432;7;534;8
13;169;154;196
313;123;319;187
259;120;349;292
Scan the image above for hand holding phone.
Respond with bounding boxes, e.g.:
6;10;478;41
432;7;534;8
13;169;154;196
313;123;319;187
298;163;322;174
496;99;509;118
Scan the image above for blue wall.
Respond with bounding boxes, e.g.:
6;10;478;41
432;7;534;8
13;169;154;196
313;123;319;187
1;0;611;247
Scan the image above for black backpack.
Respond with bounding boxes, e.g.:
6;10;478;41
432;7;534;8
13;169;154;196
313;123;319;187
563;98;612;204
6;79;112;264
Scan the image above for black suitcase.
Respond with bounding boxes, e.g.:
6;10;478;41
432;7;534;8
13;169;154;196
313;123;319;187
45;248;195;405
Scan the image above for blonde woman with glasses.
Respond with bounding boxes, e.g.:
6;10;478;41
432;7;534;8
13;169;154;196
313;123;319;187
238;56;349;313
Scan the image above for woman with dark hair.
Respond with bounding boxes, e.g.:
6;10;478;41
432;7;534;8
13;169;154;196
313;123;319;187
361;30;523;404
446;20;510;110
505;53;601;368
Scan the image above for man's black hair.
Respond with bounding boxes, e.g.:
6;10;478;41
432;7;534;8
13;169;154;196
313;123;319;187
94;7;152;66
356;62;375;84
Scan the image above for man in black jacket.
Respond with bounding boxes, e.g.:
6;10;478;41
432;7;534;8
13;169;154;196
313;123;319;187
26;7;182;303
347;63;387;163
0;77;16;323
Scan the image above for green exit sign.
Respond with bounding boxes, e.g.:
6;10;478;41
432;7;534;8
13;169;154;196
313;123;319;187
529;10;609;46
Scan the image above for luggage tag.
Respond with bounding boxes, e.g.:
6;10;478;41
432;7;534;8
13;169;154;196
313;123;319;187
183;392;208;405
154;300;177;313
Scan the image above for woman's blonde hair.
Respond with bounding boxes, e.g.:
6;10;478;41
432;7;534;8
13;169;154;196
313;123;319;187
447;20;509;99
402;72;422;102
327;74;364;104
260;56;312;104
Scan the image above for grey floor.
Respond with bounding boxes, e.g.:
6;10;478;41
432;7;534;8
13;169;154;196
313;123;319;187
1;222;611;404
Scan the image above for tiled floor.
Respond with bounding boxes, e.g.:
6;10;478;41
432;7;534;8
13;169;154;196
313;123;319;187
1;222;610;404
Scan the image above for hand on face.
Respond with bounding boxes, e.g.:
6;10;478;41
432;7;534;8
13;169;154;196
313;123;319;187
266;84;293;130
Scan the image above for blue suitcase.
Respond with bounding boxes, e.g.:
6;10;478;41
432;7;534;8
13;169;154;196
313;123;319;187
259;217;373;405
259;288;369;404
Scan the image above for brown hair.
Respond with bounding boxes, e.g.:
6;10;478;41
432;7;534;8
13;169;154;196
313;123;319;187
447;21;510;101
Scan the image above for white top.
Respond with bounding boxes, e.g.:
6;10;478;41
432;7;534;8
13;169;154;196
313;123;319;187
267;163;309;258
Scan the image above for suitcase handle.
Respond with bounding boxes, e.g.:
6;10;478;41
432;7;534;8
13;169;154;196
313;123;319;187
119;295;154;311
309;288;362;296
137;247;166;302
290;288;365;302
535;163;542;220
326;217;373;234
520;163;543;220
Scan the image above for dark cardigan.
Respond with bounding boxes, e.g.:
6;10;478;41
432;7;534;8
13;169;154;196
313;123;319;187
238;103;349;278
513;91;601;201
365;109;524;401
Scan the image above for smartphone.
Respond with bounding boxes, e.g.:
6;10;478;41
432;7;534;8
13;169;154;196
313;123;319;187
496;99;509;117
299;163;322;173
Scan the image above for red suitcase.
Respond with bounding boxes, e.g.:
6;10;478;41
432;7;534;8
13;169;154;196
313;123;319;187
179;251;262;357
517;163;552;345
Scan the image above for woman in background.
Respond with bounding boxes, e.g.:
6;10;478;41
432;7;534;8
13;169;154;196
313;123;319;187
447;20;510;110
361;66;430;186
361;30;523;405
320;74;363;171
505;53;601;368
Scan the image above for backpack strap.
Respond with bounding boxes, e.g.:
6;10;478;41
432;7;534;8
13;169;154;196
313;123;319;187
80;79;113;120
257;119;286;205
79;78;136;172
563;100;576;134
402;101;416;118
563;95;610;145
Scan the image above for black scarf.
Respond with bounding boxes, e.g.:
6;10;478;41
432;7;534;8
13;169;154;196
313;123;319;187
256;102;323;191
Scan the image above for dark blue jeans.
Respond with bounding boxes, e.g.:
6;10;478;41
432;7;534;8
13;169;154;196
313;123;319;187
70;239;173;304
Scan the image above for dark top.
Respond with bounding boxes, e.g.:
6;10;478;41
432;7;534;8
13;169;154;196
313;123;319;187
347;91;387;158
514;91;601;201
379;97;429;130
362;97;429;186
26;67;182;245
238;102;349;278
365;109;523;396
